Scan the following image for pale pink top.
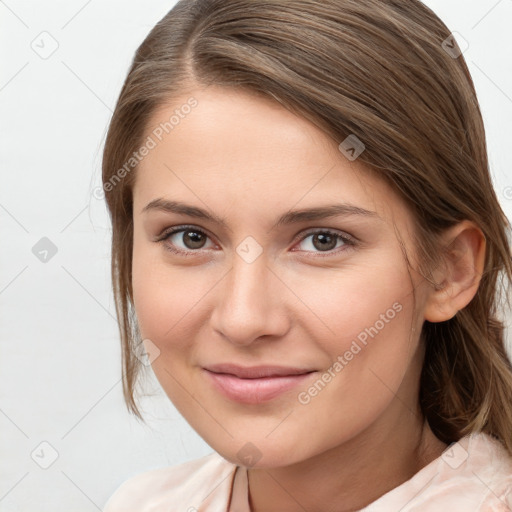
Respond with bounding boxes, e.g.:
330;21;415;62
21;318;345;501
103;432;512;511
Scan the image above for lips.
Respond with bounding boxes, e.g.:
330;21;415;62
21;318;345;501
202;363;317;404
205;363;315;378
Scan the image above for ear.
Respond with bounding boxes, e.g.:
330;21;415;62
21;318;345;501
423;220;486;323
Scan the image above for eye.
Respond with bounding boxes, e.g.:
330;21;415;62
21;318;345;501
293;229;355;257
158;225;216;256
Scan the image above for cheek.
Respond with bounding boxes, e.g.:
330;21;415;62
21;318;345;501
292;256;414;351
289;271;417;446
131;246;213;354
291;258;418;402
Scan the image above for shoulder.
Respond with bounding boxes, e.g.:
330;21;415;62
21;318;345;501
103;452;237;512
473;434;512;511
364;432;512;511
478;475;512;511
418;432;512;511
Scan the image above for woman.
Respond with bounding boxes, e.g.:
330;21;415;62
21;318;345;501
101;0;512;510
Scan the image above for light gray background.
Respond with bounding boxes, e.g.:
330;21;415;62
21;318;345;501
1;1;511;510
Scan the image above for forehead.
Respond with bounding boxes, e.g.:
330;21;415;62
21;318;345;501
133;85;411;229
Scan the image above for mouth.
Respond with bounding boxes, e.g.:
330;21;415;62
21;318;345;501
202;364;317;404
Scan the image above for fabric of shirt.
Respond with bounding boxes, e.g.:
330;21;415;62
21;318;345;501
103;432;512;511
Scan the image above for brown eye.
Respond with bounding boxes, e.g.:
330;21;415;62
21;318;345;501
311;232;338;251
181;229;207;249
160;226;215;255
294;229;355;257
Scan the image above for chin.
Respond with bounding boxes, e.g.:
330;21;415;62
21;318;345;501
207;435;312;469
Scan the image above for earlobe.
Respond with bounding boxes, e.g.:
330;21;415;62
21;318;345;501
423;221;486;323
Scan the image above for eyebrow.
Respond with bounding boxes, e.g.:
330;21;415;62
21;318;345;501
141;198;379;229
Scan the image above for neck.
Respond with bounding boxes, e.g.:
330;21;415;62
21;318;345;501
247;407;447;512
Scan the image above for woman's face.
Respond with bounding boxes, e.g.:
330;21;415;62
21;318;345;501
131;85;431;467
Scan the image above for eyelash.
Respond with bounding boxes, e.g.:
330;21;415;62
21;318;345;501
156;224;357;259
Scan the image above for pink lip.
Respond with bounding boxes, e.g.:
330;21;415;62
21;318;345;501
203;364;316;404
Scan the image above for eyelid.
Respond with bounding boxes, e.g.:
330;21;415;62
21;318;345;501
157;224;215;243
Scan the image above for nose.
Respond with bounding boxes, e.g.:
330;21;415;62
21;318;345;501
209;252;290;346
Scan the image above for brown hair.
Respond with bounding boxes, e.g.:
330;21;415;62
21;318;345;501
101;0;512;454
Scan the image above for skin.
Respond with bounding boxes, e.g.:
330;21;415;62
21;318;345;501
131;84;486;511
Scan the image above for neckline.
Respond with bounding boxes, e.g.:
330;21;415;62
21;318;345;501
227;432;498;511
